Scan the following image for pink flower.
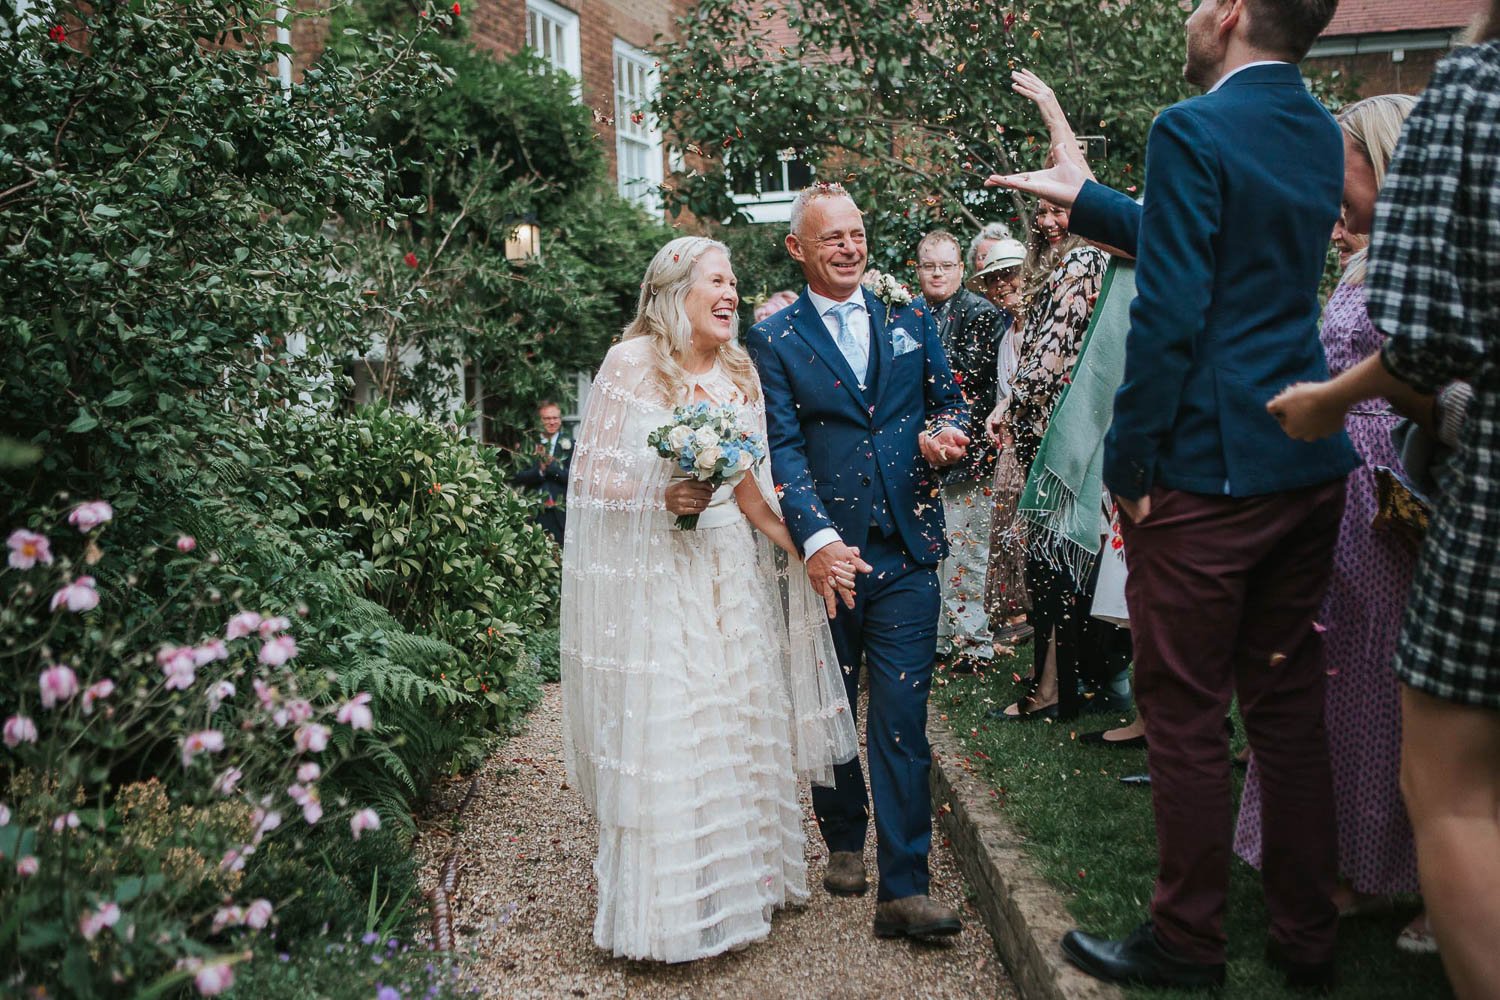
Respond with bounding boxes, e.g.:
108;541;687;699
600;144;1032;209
257;616;291;637
252;809;281;842
225;611;262;641
6;529;53;569
301;796;322;825
211;905;245;933
219;846;250;872
80;902;121;940
207;680;236;711
294;723;329;754
258;635;297;667
193;640;229;666
211;767;243;796
3;715;37;747
81;679;115;714
50;576;99;613
176;535;197;552
245;898;273;929
52;811;80;833
296;762;320;783
159;645;197;691
284;698;313;724
67;501;114;532
287;783;310;806
349;808;381;840
180;729;225;768
194;961;235;996
15;855;38;878
252;678;278;709
38;664;79;709
336;692;373;731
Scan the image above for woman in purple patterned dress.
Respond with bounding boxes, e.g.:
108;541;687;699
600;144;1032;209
1234;94;1428;951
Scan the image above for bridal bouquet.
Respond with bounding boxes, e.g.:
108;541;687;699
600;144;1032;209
648;403;767;529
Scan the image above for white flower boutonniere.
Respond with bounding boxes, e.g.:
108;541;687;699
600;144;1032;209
861;268;913;323
560;438;572;451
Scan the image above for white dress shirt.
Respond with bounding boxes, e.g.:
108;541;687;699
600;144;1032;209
800;287;872;560
1207;60;1291;94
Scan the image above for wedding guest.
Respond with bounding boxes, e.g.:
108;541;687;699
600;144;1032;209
510;400;571;545
560;236;857;962
1267;20;1500;994
914;230;1004;670
966;221;1015;275
1332;210;1368;272
754;288;798;324
992;0;1356;988
1234;94;1429;951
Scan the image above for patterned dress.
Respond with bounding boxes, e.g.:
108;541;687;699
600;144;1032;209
1368;41;1500;709
1234;282;1419;894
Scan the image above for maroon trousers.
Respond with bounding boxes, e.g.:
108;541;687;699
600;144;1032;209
1121;480;1345;966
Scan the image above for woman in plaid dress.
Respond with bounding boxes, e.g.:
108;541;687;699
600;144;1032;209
1267;16;1500;995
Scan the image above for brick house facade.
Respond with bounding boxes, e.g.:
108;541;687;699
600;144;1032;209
1306;0;1483;97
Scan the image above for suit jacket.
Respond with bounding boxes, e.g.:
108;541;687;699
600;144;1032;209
511;434;571;506
1068;63;1358;500
917;288;1003;485
747;287;969;565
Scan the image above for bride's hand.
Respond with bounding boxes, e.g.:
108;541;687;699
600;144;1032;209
664;479;714;516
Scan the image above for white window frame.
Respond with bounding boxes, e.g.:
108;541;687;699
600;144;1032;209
525;0;581;85
731;151;812;224
612;40;664;213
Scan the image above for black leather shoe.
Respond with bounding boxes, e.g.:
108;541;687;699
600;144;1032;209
1079;729;1148;750
1266;938;1337;992
1061;921;1226;989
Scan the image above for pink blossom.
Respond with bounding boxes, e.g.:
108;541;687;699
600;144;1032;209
15;855;38;877
0;803;9;826
293;723;329;754
225;611;263;641
258;634;297;667
336;692;374;731
301;796;323;825
349;808;381;840
6;529;53;569
176;535;197;552
271;707;290;728
252;809;281;843
180;729;225;768
211;767;243;796
296;762;320;783
284;698;313;724
38;664;79;709
194;961;235;996
207;680;236;712
219;847;250;873
211;905;245;933
257;616;291;637
50;576;100;613
287;783;310;806
80;902;121;940
252;678;278;709
245;898;273;929
3;715;37;747
52;811;80;833
67;501;114;532
81;679;115;714
192;640;229;666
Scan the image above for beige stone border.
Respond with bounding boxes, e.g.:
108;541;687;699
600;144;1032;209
930;714;1125;1000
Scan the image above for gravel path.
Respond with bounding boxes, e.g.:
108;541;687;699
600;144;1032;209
416;683;1016;1000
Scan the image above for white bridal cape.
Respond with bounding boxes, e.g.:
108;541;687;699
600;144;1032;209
559;337;858;962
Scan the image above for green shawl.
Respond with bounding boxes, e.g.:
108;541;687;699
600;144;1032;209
1017;260;1137;578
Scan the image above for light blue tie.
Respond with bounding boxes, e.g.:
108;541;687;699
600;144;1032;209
828;301;869;385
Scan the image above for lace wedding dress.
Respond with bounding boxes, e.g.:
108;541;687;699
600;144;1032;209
560;337;857;963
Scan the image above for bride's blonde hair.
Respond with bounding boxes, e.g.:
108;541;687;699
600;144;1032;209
622;236;761;404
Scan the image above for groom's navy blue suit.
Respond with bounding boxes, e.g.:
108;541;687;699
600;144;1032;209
748;287;967;901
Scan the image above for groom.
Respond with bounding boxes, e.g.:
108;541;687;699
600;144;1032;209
747;182;971;941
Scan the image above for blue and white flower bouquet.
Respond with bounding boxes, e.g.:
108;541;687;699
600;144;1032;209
648;402;768;529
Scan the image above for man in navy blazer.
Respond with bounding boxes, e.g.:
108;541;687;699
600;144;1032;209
747;182;971;941
991;0;1355;989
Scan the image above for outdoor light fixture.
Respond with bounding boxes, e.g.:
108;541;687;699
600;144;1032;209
504;215;542;263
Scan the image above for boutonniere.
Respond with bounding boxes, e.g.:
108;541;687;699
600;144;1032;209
560;438;572;451
861;268;913;323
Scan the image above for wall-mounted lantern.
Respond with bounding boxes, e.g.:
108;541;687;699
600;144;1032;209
504;215;542;263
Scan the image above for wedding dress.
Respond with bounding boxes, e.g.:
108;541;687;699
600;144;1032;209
560;337;857;963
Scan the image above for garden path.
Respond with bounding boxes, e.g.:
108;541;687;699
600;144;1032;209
416;683;1016;999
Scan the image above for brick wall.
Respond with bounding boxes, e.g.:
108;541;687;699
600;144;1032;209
1306;47;1450;98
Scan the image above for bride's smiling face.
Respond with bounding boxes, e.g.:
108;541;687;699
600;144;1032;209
685;249;739;348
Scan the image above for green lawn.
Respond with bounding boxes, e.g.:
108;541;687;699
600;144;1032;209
937;656;1453;999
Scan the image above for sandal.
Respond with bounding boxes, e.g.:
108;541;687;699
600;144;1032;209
1396;915;1438;955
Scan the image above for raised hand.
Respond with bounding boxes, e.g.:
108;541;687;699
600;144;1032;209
1012;69;1064;130
985;156;1089;209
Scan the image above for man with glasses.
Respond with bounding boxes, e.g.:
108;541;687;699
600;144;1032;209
914;230;1004;672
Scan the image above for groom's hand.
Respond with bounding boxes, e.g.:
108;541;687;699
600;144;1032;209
985;154;1088;209
920;427;970;467
808;542;872;618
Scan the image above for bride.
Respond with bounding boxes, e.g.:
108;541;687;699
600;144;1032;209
560;236;860;962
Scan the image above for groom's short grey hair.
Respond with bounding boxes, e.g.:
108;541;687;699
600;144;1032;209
789;182;856;239
966;222;1014;272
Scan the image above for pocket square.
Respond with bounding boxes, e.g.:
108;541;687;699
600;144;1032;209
891;328;920;356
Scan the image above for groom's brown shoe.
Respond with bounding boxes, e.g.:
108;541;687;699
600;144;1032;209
823;851;868;896
873;895;963;940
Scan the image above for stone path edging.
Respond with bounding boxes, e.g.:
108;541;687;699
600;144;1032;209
929;713;1125;1000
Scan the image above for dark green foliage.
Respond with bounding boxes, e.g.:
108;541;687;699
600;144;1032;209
718;223;806;325
526;625;561;684
229;931;469;999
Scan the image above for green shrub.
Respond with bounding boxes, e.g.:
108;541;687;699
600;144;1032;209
228;932;470;1000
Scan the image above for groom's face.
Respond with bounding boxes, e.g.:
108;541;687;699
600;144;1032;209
787;196;868;300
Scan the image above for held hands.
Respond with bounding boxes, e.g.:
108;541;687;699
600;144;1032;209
664;479;713;516
919;426;971;467
807;542;872;619
983;406;1013;448
1266;382;1348;441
